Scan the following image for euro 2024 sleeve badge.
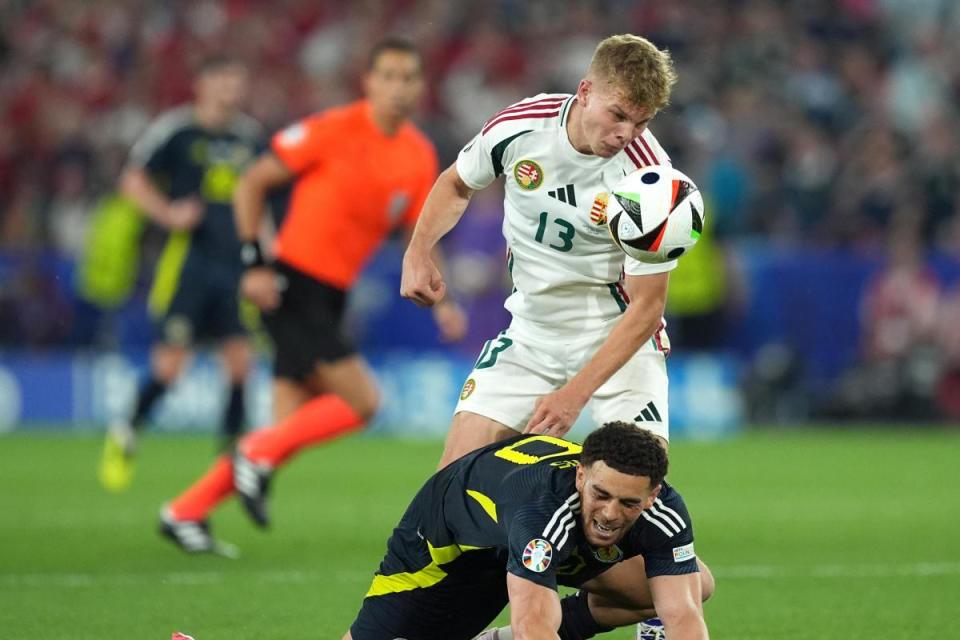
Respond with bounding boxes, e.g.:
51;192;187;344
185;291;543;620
522;538;553;572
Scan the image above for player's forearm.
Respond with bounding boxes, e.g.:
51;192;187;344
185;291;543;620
119;167;171;224
232;173;268;242
566;302;663;400
512;623;560;640
406;165;473;256
511;606;561;640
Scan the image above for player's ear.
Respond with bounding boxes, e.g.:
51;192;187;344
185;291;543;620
645;482;662;508
577;79;592;104
575;463;586;492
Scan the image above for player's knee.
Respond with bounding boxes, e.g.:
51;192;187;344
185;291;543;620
151;347;188;382
223;354;251;382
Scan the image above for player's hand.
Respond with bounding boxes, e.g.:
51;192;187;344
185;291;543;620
432;299;468;342
523;385;590;437
241;266;280;311
165;198;203;230
401;248;446;307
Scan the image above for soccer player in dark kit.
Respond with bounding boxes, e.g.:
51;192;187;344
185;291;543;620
99;54;263;492
344;422;713;640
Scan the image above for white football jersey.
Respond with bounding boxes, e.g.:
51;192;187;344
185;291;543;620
456;93;676;343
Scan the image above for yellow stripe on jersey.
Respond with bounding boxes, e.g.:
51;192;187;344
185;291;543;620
494;435;582;465
365;542;485;598
148;231;191;317
466;489;498;523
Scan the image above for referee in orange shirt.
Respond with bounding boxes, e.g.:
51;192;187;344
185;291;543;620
159;37;466;548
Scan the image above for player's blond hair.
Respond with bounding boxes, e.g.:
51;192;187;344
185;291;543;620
588;34;677;112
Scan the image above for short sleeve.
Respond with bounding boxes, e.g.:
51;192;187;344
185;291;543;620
624;255;679;277
270;115;329;174
455;133;497;191
631;494;699;579
128;113;181;175
504;496;578;590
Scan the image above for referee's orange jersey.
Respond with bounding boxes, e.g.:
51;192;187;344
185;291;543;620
270;100;438;289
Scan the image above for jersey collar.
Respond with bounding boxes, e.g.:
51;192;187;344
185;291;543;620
557;95;612;168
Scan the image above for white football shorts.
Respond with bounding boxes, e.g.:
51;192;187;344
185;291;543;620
454;325;669;441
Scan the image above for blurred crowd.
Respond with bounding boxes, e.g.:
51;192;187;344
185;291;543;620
3;0;960;253
1;0;960;372
831;225;960;421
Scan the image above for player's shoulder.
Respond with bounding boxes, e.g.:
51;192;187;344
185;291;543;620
639;481;692;540
129;105;196;162
284;102;357;134
399;121;438;158
141;105;196;140
480;93;572;141
618;127;671;171
272;106;344;150
227;112;264;141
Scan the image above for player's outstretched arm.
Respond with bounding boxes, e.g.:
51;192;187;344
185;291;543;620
525;272;669;436
401;163;475;307
648;572;709;640
506;573;562;640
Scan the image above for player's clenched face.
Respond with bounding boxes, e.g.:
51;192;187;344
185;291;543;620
576;460;660;547
364;50;424;125
573;78;655;158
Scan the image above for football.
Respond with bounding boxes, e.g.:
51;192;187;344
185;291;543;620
607;166;705;263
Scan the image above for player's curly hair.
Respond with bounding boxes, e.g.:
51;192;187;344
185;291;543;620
581;421;668;486
588;34;677;112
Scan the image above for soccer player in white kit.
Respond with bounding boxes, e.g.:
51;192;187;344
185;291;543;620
403;36;715;638
403;34;679;467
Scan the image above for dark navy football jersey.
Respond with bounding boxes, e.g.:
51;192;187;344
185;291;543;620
420;434;698;591
129;106;264;268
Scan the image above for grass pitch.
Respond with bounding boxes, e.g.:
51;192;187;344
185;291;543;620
1;428;958;639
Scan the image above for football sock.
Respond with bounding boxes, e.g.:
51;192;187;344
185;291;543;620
167;395;363;522
222;383;246;439
132;377;167;429
240;394;364;467
168;456;233;521
558;590;612;640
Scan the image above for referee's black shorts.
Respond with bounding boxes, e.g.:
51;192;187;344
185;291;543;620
261;260;357;381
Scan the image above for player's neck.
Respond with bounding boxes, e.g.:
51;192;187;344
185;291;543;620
565;100;594;156
369;106;404;136
193;103;231;130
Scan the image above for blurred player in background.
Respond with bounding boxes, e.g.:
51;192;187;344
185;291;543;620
345;422;712;640
158;37;466;540
99;54;263;492
403;34;679;462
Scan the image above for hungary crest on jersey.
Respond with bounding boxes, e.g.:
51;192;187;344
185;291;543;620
514;159;544;190
590;191;609;225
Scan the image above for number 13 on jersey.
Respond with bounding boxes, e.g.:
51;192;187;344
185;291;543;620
534;211;575;252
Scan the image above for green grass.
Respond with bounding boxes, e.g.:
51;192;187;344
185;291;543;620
1;428;958;639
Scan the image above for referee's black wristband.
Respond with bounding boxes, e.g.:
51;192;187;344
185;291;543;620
240;240;267;269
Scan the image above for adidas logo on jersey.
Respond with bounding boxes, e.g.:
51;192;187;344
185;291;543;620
634;401;662;423
547;184;577;207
